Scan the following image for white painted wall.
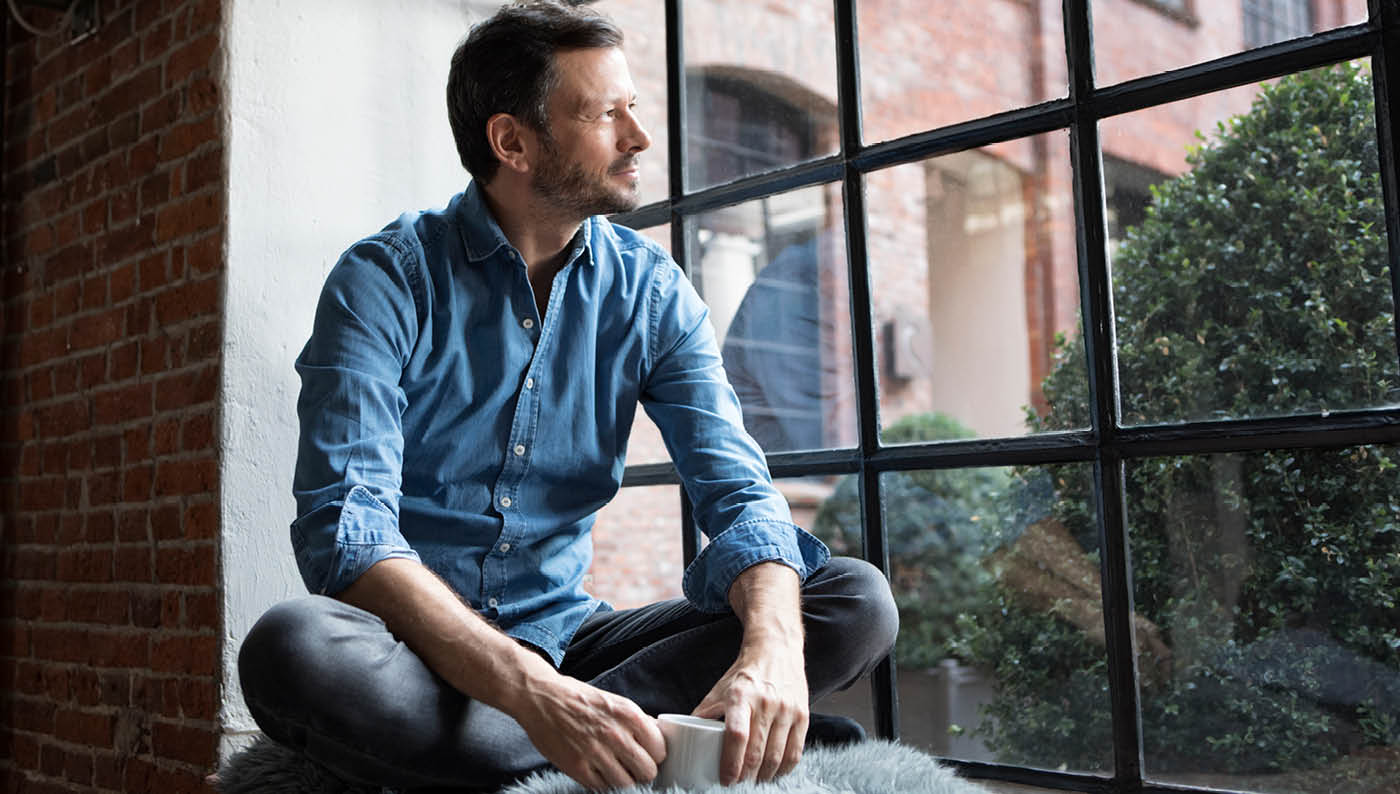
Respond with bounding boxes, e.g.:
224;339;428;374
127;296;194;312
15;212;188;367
221;0;503;753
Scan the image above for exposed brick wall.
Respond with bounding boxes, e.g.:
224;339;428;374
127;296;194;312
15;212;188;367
1;0;225;791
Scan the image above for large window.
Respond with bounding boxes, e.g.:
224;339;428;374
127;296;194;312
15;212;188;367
599;1;1400;792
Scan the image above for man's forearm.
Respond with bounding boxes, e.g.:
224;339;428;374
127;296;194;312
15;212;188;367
336;557;556;715
727;561;803;653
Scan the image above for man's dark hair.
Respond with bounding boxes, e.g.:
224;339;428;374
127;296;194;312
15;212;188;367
447;1;623;185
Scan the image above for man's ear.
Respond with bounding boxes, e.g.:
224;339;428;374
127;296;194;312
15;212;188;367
486;113;535;176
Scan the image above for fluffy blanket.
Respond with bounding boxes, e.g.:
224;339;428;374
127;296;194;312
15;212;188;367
215;734;991;794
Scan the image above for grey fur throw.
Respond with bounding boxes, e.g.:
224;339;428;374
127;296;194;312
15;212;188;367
215;734;991;794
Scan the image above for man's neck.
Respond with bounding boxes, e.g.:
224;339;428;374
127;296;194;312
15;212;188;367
481;181;582;279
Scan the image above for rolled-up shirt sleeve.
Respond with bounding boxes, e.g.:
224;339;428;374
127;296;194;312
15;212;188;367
291;234;423;596
640;261;830;613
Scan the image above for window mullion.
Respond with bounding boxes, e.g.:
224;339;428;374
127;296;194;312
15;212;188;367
831;0;898;743
1066;0;1145;789
1370;0;1400;373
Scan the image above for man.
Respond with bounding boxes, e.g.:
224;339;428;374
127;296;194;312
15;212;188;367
238;2;897;791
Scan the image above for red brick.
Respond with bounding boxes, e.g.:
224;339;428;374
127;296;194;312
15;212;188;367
152;418;179;454
100;218;155;265
110;339;140;380
183;590;218;630
138;251;170;291
110;261;137;302
97;65;161;123
131;589;161;628
184;145;221;193
81;271;108;310
63;746;95;786
124;425;151;462
155;191;220;242
151;720;218;767
85;511;115;543
182;502;217;541
54;711;113;750
155;544;216;587
155;366;218;411
89;629;149;668
122;464;153;504
153;458;217;497
141;18;174;61
69;302;126;352
166;31;219;87
117;508;149;543
140;89;183;138
93;381;153;425
33;398;88;439
56;547;113;583
44;241;95;285
114;546;152;583
150;633;217;676
155;276;220;325
186;229;223;275
93;432;122;468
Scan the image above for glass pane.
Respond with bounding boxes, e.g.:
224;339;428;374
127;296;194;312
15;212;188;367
1127;447;1400;791
812;673;877;739
870;133;1086;443
623;224;676;466
682;0;839;189
589;484;685;609
858;0;1067;145
687;184;858;454
810;462;1111;772
594;0;670;201
1093;0;1369;87
1103;62;1397;426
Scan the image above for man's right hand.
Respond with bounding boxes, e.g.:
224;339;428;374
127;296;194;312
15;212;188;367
510;670;666;791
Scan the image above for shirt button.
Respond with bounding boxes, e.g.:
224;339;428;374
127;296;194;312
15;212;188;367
524;378;534;390
487;597;499;608
498;542;511;553
499;496;512;508
513;444;526;456
522;318;535;329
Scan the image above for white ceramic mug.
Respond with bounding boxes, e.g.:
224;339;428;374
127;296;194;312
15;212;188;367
653;714;725;790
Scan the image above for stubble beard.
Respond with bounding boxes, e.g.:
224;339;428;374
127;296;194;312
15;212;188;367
532;133;641;219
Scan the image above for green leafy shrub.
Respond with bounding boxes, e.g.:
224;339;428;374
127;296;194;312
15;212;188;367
811;413;1038;669
959;63;1400;774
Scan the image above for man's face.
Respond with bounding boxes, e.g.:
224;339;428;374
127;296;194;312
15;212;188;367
531;47;651;217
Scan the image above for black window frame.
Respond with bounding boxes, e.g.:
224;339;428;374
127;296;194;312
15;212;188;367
611;1;1400;791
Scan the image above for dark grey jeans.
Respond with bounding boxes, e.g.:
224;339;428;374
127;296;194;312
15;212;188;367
237;557;898;791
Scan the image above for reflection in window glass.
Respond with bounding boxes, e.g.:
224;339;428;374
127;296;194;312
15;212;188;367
589;484;684;609
870;134;1085;443
1093;0;1367;87
682;0;838;188
858;0;1065;145
809;462;1112;772
688;184;857;454
1127;447;1400;790
1103;63;1397;425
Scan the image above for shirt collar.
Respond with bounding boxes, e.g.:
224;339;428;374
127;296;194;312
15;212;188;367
457;181;596;269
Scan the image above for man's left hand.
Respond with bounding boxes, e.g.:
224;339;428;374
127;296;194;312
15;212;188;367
692;562;809;784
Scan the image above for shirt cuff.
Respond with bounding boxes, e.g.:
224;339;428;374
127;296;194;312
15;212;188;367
682;520;831;613
290;485;421;596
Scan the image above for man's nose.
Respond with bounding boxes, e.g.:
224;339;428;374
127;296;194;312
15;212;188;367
622;111;652;153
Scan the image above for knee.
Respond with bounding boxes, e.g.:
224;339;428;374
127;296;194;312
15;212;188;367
239;596;352;706
804;557;899;673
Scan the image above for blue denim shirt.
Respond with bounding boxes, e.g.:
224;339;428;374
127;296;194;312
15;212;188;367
291;183;830;665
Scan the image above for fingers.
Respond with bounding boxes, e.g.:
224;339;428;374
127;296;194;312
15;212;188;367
778;712;807;777
719;701;751;785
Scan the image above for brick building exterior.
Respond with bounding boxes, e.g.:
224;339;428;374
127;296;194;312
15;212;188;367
0;0;1373;790
587;0;1368;609
2;0;225;790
